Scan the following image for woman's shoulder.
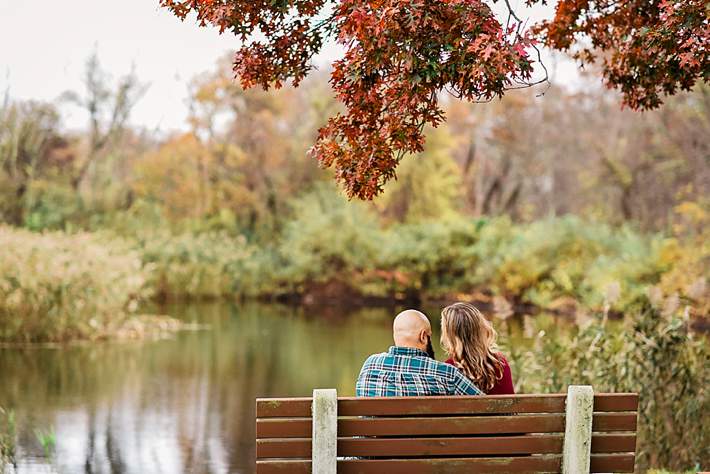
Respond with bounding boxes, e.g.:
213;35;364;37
495;352;511;367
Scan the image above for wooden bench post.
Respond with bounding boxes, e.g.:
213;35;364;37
312;389;337;474
563;385;594;474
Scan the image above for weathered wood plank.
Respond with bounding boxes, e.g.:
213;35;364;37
593;393;638;412
256;453;635;474
591;433;637;453
590;453;635;472
311;389;337;474
591;412;637;432
257;456;564;474
257;412;636;439
562;385;594;474
258;435;564;458
256;433;636;459
256;393;638;418
258;414;566;438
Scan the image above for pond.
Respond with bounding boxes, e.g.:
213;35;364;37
0;302;550;473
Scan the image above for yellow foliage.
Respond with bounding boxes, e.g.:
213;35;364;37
673;201;707;226
657;201;709;313
133;133;211;218
377;127;462;222
132;133;256;223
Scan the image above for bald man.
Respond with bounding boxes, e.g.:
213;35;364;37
356;310;482;397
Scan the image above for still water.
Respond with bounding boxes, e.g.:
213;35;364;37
0;302;533;474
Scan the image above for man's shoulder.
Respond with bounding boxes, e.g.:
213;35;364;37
361;352;389;367
361;351;460;376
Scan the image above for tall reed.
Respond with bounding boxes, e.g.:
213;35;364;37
0;226;150;342
0;407;15;472
508;298;709;471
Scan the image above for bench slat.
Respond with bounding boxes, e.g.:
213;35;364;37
257;412;636;438
258;435;564;458
258;414;564;438
257;455;564;474
257;454;634;473
256;394;638;418
590;453;636;472
257;433;636;459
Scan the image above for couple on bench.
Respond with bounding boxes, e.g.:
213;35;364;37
356;302;514;397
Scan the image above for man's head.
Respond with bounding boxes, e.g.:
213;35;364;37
393;309;435;358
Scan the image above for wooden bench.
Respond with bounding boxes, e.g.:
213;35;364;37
256;386;638;473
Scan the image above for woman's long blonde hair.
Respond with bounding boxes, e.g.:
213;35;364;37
440;302;504;392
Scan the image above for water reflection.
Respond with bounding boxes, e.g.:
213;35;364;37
5;303;472;473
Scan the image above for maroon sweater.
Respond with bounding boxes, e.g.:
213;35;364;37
444;355;515;395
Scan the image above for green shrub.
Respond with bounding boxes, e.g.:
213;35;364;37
469;216;668;311
135;230;256;299
275;184;382;289
2;208;706;335
0;226;149;342
22;180;82;231
366;218;483;298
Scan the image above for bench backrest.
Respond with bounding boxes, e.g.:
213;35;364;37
256;391;638;474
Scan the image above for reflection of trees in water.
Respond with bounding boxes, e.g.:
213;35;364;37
227;304;291;469
83;408;95;473
0;302;423;472
83;408;126;474
105;410;126;474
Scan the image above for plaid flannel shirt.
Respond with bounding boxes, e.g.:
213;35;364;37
356;346;482;397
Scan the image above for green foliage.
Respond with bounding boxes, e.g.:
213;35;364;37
3;207;707;342
0;226;150;342
275;184;382;289
469;216;665;310
0;97;64;226
34;427;56;460
379;128;462;223
255;211;704;312
367;218;483;298
0;407;15;472
22;180;82;231
509;300;709;471
135;230;256;299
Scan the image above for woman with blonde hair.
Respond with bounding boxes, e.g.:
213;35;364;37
440;302;514;394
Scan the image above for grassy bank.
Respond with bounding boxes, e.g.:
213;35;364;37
0;227;151;342
0;227;188;343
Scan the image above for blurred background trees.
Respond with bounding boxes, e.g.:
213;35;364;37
3;50;707;234
0;50;707;316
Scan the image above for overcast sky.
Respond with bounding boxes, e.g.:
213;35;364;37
0;0;572;134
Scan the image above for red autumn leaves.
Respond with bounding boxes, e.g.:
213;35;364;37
537;0;709;110
310;0;535;198
160;0;708;199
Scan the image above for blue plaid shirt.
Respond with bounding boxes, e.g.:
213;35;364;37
356;346;482;397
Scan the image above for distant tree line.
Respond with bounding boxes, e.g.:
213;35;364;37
1;52;707;234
